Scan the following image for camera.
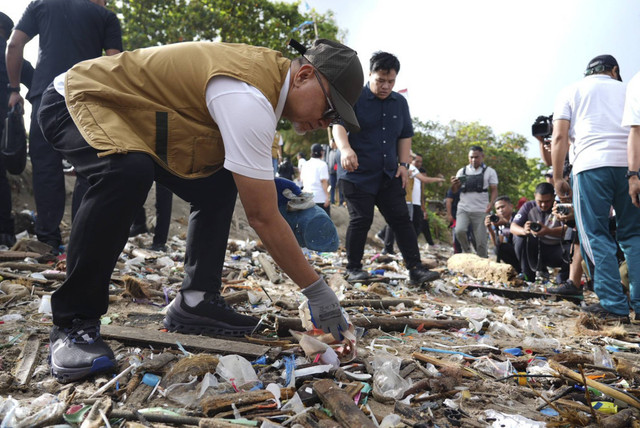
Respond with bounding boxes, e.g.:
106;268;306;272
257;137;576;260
489;214;500;223
530;222;542;232
457;175;467;184
556;203;573;215
532;114;554;140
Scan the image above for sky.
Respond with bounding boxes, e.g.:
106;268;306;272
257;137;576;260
3;0;640;158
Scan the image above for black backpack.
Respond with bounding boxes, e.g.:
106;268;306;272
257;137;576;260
1;104;27;175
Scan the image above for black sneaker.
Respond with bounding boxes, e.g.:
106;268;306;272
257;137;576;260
49;319;116;383
347;269;371;281
582;303;630;324
381;248;396;255
129;223;148;237
409;266;440;284
149;242;167;252
164;292;259;337
547;280;583;298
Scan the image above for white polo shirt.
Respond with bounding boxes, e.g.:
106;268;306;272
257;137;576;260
553;74;629;174
622;71;640;126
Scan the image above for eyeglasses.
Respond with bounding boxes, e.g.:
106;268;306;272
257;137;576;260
313;69;341;124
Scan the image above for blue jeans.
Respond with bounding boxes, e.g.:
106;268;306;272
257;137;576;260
574;167;640;315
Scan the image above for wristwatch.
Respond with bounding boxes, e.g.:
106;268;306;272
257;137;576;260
399;162;410;169
625;169;640;179
7;84;20;93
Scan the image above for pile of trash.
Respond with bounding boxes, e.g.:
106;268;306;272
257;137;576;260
1;233;639;427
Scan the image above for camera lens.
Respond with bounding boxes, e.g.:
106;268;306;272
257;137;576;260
489;214;499;223
530;222;542;232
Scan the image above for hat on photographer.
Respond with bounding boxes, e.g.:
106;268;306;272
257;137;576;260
585;54;622;81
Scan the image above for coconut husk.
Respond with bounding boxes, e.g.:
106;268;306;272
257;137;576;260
161;354;219;388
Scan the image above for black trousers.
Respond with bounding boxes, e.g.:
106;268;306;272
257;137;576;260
383;205;435;251
132;183;174;246
39;86;237;327
341;177;421;271
495;241;520;273
513;234;569;283
0;125;13;235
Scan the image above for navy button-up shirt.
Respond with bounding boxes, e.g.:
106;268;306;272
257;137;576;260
338;83;414;195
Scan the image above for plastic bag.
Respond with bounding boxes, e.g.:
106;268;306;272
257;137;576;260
372;352;411;400
216;355;260;390
472;358;514;379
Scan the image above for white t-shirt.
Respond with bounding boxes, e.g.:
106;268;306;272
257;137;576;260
553;75;629;174
456;164;498;213
54;72;289;181
622;71;640;126
409;164;421;206
300;157;329;204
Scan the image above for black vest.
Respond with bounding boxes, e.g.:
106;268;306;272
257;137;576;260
461;165;488;193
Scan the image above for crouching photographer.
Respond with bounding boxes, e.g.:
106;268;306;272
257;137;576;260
510;183;570;283
545;202;585;297
485;196;519;273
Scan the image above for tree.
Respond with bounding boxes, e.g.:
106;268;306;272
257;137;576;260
412;118;546;206
114;0;340;53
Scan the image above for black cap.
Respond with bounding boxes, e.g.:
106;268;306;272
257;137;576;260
289;38;364;132
585;54;621;81
0;12;14;34
311;143;324;156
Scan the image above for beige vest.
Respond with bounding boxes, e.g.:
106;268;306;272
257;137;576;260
65;42;291;178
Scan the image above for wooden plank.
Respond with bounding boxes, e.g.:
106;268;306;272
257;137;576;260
314;379;376;428
459;284;582;305
13;334;40;386
100;325;269;358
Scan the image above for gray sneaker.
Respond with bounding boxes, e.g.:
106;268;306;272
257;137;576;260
347;269;371;281
547;280;583;299
163;292;259;337
49;319;116;383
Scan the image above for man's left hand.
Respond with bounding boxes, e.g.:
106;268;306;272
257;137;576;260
302;277;348;342
630;176;640;208
396;164;409;188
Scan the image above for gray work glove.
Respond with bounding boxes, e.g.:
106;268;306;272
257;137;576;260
301;277;348;341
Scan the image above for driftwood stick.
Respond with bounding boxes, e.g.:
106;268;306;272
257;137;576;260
256;253;282;284
340;298;417;309
412;352;479;378
550;360;640;410
276;316;467;336
13;334;40;387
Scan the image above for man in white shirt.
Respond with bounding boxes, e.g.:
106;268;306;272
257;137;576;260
37;39;362;383
623;70;640;208
300;143;331;215
552;54;640;323
450;146;499;258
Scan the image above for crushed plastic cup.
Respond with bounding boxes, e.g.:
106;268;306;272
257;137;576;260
38;295;52;315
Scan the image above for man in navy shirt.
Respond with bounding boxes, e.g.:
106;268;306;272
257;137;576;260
6;0;122;253
332;51;438;284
